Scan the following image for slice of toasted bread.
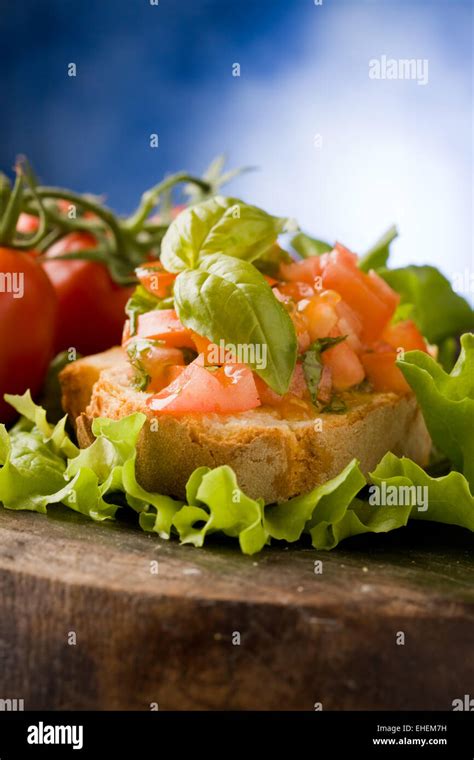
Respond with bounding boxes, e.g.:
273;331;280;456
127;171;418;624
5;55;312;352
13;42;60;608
60;348;431;504
60;347;125;424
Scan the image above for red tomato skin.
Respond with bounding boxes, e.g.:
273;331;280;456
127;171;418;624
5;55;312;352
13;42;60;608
321;334;365;390
381;320;428;353
148;358;261;414
361;351;411;394
16;213;40;234
0;248;57;423
366;270;400;313
321;257;396;343
133;309;196;349
43;233;133;355
277;281;315;300
254;363;309;406
136;262;177;298
279;256;322;284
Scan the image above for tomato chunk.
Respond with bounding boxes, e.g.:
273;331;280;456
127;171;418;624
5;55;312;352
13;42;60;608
321;336;365;390
279;256;322;285
302;294;339;341
133;309;196;348
361;351;411;394
148;358;261;414
321;254;397;343
136;262;177;297
366;270;400;313
335;300;363;352
381;320;428;353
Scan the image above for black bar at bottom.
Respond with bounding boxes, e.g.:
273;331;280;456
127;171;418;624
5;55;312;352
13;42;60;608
0;711;472;757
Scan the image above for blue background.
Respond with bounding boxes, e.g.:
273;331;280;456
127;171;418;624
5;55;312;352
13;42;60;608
1;0;472;292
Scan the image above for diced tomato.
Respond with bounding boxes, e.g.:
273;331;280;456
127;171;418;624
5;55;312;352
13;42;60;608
277;281;315;301
279;256;322;285
381;320;428;353
321;253;397;343
148;358;261;414
302;294;339;341
254;364;311;410
335;300;363;352
288;363;308;398
317;365;333;405
189;331;214;355
366;270;400;313
321;333;365;390
136;262;177;298
264;275;278;286
139;346;186;393
320;242;358;270
361;351;411;394
133;309;196;348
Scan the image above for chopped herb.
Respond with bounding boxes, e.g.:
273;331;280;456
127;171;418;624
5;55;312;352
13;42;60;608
126;338;163;391
302;335;347;407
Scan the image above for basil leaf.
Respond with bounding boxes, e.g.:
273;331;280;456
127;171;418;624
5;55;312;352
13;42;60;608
291;232;332;258
254;243;292;276
358;225;398;272
302;336;347;405
379;265;474;344
302;350;322;405
174;254;297;394
312;335;347;353
161;195;295;273
125;285;174;335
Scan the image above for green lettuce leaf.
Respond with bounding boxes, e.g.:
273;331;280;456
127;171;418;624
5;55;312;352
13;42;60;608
170;465;268;555
161;195;296;272
379;265;473;344
0;399;180;528
397;334;474;490
371;453;474;532
174;253;297;394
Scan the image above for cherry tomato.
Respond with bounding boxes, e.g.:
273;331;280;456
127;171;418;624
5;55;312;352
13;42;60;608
43;232;133;355
0;247;57;422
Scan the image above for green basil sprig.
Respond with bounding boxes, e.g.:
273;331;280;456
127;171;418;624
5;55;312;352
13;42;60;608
174;254;297;394
161;195;296;273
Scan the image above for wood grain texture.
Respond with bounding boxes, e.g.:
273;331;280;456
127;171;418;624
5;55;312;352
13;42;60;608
0;507;472;711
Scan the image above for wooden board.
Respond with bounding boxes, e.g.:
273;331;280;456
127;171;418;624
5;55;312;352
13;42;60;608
0;506;472;711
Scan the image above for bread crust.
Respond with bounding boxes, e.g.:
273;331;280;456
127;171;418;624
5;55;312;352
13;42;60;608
61;348;431;504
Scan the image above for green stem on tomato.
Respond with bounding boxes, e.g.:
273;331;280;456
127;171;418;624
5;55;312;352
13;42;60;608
24;187;123;256
123;172;211;233
0;173;23;245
